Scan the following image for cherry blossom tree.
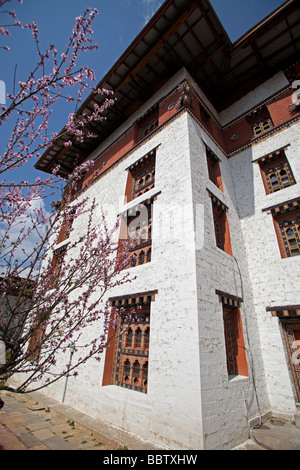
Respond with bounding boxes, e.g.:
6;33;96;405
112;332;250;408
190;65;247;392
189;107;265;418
0;1;133;394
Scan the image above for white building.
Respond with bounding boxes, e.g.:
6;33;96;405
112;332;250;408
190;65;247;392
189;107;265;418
35;0;300;450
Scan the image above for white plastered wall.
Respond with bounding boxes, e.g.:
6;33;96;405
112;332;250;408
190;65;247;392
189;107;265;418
37;69;205;450
12;68;299;450
187;110;269;449
229;123;300;417
225;68;300;417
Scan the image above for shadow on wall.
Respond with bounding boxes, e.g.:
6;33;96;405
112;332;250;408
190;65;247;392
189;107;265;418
229;147;255;219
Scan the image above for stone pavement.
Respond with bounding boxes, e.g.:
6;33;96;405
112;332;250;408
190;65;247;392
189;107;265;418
233;417;300;450
250;418;300;450
0;389;162;451
0;390;115;450
1;388;300;451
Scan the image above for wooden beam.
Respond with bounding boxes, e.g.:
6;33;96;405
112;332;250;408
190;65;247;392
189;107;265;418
116;2;198;90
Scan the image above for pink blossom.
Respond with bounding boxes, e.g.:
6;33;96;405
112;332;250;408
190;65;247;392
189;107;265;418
0;4;129;395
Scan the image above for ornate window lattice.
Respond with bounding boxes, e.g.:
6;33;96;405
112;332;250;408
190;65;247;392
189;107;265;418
110;300;152;393
137;106;159;141
247;106;273;137
127;149;156;202
124;199;153;268
276;213;300;258
258;148;296;194
280;320;300;402
131;163;155;201
121;153;159;269
252;118;273;136
263;200;300;258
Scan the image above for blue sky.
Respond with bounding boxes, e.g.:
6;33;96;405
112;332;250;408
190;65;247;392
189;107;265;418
1;0;286;191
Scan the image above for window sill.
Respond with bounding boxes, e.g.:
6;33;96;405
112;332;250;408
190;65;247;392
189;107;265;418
228;374;249;383
54;238;70;252
265;181;296;196
215;246;233;258
127;261;151;270
119;188;161;216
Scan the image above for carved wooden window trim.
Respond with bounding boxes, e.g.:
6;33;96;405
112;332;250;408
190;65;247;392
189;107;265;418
252;118;273;136
256;147;296;194
280;319;300;402
137;106;159;141
119;193;160;269
103;291;157;393
126;148;156;203
127;200;152;268
205;144;223;191
273;210;300;258
217;291;248;378
247;106;274;137
50;245;67;287
208;191;232;255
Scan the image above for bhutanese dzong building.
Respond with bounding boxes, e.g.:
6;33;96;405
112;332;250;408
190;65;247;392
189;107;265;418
34;0;300;450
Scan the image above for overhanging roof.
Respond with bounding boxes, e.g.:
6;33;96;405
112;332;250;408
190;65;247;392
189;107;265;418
36;0;300;177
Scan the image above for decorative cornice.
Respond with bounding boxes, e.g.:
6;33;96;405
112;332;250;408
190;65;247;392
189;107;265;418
262;197;300;215
227;114;300;158
109;290;158;307
251;144;290;163
266;305;300;318
125;146;158;172
216;290;243;308
207;189;228;212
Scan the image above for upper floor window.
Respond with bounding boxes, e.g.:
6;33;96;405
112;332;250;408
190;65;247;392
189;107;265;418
126;149;156;202
131;160;155;201
50;245;67;288
205;144;223;191
103;292;157;394
216;291;248;378
252;118;273;137
55;215;73;245
247;106;273;137
256;147;296;195
137;106;159;141
209;191;232;255
274;210;300;258
127;200;152;268
264;200;300;258
118;197;156;269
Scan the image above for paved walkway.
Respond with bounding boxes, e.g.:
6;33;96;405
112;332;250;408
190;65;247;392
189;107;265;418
0;389;161;451
0;390;116;450
1;388;300;451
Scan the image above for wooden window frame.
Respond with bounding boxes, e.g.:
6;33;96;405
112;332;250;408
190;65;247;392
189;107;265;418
209;192;232;255
136;106;159;142
127;201;152;268
252;118;273;137
258;149;296;195
247;106;274;138
205;145;223;191
125;149;156;203
280;319;300;402
273;209;300;258
222;305;249;378
217;291;248;378
50;245;67;288
102;292;157;393
118;195;158;269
